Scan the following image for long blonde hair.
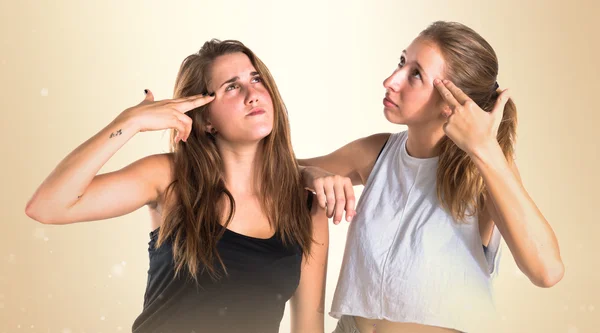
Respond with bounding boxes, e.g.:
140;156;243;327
157;40;313;280
420;21;518;222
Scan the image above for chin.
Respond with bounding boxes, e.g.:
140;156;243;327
383;108;406;125
250;126;274;142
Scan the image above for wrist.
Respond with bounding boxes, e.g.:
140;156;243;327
468;140;504;166
113;111;141;134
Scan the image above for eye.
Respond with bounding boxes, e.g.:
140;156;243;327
225;83;239;92
398;56;406;68
411;69;421;80
251;76;262;83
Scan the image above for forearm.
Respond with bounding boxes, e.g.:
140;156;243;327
26;117;139;217
471;143;563;287
298;158;361;185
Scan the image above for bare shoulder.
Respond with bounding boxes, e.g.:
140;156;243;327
130;153;176;206
354;133;391;184
358;132;392;152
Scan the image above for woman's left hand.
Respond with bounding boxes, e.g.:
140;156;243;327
434;79;511;156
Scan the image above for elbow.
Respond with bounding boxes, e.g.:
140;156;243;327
530;260;565;288
25;200;57;224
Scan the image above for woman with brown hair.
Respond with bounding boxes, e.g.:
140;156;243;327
25;39;329;333
300;21;564;332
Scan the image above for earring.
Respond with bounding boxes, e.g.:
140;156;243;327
209;128;217;136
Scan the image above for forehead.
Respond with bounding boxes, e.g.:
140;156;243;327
405;38;446;78
209;52;256;87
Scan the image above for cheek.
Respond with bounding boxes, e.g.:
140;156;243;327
402;87;430;106
207;102;230;125
259;89;273;106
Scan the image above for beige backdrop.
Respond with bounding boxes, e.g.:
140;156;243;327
1;0;598;332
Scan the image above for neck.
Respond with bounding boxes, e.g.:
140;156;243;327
216;139;264;196
405;124;446;159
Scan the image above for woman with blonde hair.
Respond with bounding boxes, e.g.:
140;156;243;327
26;39;329;333
301;21;564;332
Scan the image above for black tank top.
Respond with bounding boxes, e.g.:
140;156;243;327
131;195;312;333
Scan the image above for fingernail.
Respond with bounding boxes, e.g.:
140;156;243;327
443;79;449;84
144;89;148;94
434;79;440;84
347;215;354;222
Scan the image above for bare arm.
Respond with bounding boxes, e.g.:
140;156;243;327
25;90;212;224
297;133;390;224
434;79;563;288
298;133;390;186
290;194;329;333
473;146;564;288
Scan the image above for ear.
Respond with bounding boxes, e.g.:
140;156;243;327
440;104;452;118
204;122;214;134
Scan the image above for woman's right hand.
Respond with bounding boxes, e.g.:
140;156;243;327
300;165;356;224
117;89;215;143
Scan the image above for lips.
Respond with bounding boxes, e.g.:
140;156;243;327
246;108;266;116
383;96;398;108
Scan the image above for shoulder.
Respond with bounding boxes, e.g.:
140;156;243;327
357;133;392;153
136;153;175;182
132;153;176;207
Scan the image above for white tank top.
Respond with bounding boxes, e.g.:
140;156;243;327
330;131;502;332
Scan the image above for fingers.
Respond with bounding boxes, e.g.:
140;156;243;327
343;182;356;222
491;88;510;129
314;178;328;211
324;180;336;220
172;113;193;143
441;80;470;105
143;89;155;103
173;94;216;114
332;180;346;224
317;175;355;224
493;89;511;113
434;79;460;110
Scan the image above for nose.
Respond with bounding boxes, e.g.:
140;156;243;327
383;69;402;93
245;85;259;105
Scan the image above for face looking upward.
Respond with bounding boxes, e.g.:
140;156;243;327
382;38;449;128
204;52;275;146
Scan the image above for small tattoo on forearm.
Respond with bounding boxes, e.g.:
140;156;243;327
109;129;123;138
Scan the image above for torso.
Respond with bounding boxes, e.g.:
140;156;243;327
136;154;302;333
331;131;502;332
147;154;273;238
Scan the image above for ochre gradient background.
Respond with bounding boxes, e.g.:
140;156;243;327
1;0;598;332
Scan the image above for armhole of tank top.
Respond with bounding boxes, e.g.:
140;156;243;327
375;136;390;163
486;224;503;276
363;133;396;186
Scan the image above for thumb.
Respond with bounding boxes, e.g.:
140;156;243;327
142;89;155;103
491;89;510;117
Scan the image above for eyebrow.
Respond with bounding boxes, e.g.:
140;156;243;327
401;50;428;78
219;71;260;88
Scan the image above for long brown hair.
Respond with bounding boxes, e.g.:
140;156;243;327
157;39;313;280
419;21;518;222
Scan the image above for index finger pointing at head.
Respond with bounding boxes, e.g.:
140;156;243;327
442;80;471;105
174;95;215;113
434;79;460;108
